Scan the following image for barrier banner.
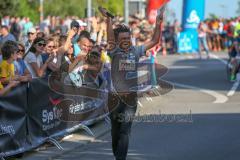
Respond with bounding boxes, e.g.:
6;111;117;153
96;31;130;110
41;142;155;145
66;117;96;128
27;76;109;148
0;60;173;158
0;84;28;157
0;76;109;158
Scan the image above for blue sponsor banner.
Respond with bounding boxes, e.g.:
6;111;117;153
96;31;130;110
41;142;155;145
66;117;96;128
178;0;205;53
178;31;198;53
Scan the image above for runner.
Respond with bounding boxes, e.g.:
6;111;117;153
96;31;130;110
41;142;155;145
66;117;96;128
99;7;164;160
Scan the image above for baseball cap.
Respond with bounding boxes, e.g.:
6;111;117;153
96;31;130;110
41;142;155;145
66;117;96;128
77;20;87;27
70;20;80;29
28;27;36;34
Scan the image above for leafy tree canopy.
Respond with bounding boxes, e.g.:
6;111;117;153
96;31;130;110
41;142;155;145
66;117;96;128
0;0;124;24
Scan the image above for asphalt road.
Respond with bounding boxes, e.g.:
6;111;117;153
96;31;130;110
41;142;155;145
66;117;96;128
49;52;240;160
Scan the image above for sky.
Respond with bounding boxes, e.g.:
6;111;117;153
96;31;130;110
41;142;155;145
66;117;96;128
167;0;239;22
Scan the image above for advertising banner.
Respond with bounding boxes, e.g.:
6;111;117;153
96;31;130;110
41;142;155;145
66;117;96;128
178;0;205;53
0;84;28;157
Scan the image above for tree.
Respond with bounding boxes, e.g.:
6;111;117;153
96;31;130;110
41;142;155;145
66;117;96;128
16;0;39;24
43;0;124;18
0;0;124;24
44;0;87;18
100;0;124;16
0;0;19;17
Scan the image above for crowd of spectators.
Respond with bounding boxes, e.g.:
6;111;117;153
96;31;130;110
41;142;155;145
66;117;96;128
0;14;163;96
0;14;240;95
198;17;240;54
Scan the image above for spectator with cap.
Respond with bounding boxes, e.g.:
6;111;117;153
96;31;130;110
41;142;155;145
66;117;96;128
24;27;37;53
70;19;81;43
0;25;16;46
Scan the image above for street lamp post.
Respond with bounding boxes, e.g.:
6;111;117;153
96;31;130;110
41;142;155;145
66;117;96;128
40;0;44;23
87;0;92;32
124;0;129;24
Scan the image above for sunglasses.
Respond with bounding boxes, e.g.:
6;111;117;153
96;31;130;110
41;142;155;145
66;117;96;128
37;43;46;47
47;45;55;49
17;49;25;53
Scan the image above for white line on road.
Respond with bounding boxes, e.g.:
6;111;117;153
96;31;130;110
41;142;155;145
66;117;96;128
210;53;239;97
209;53;228;65
172;82;228;104
227;81;240;97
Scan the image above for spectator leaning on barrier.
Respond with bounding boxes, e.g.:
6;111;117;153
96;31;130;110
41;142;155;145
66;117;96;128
0;41;29;88
14;42;31;77
24;37;54;78
41;37;59;77
83;50;104;88
0;41;19;85
0;42;21;96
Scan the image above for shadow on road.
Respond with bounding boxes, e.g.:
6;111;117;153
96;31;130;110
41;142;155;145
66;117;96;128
53;113;240;160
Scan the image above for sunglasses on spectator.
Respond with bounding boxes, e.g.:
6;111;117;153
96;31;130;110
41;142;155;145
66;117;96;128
37;43;46;47
17;49;25;53
47;45;55;49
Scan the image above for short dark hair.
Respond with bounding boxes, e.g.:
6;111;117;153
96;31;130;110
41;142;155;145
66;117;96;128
89;38;96;45
1;25;8;31
70;20;80;29
86;51;100;65
59;35;67;46
77;30;90;42
1;40;18;60
37;32;45;38
113;24;131;41
28;37;46;53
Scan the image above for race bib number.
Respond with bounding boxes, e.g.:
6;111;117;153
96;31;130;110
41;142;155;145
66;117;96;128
119;59;136;71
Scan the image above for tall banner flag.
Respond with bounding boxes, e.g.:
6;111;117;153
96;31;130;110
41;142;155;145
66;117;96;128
178;0;205;53
147;0;170;24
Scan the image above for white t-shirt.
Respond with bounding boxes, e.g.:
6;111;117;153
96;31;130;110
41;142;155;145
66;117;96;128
24;52;43;78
